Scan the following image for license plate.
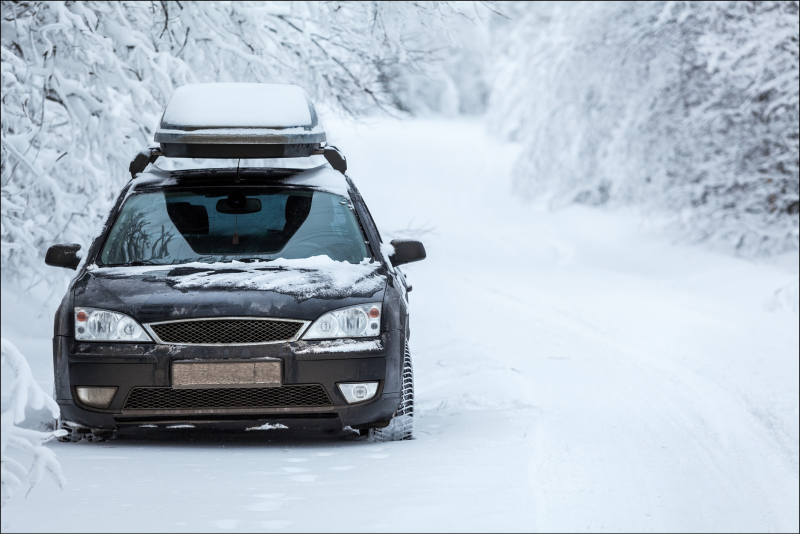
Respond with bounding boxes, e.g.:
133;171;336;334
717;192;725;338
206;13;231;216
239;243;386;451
172;360;281;389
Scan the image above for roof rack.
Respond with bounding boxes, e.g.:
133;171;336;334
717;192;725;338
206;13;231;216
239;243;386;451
129;83;347;178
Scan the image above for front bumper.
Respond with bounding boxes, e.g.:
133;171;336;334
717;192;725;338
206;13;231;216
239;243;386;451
55;332;405;432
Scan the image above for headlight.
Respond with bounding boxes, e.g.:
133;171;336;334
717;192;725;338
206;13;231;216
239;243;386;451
303;303;382;340
74;307;152;342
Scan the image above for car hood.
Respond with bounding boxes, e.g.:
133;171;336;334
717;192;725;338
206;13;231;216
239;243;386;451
73;257;387;324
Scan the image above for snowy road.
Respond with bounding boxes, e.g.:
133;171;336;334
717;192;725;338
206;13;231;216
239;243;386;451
2;118;798;532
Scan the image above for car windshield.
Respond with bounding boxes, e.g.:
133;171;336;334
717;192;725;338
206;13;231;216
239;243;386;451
98;187;370;266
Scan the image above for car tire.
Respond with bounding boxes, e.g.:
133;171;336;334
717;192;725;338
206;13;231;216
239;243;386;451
368;341;414;442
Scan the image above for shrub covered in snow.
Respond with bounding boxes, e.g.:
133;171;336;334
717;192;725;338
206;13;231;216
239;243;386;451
1;338;66;507
489;1;799;255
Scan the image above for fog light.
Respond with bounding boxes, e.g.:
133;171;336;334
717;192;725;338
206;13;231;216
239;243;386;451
76;386;117;409
338;382;379;404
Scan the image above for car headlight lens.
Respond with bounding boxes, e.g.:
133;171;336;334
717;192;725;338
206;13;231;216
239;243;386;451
303;303;382;339
75;307;152;342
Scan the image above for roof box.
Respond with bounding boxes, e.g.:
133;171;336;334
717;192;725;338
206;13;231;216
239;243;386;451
154;83;326;158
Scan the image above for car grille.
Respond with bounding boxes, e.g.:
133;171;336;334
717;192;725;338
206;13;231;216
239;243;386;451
123;385;332;411
149;319;304;344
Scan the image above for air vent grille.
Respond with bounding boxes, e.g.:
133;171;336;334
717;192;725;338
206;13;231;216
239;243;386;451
123;385;332;411
150;319;303;344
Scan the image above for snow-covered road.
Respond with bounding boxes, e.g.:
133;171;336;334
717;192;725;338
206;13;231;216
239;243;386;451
2;118;798;532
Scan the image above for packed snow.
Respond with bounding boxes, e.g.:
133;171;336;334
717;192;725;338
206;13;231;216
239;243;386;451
1;118;798;532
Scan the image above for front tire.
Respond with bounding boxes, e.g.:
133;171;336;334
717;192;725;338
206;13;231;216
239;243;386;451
369;341;414;442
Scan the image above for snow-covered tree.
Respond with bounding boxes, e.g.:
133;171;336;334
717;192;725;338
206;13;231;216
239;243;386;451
1;338;66;507
385;7;497;116
490;1;799;255
0;1;474;285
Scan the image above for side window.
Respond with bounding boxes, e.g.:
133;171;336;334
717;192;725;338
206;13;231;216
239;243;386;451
361;202;383;243
345;179;385;264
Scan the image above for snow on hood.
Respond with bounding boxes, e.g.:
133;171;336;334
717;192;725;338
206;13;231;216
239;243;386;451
88;256;385;301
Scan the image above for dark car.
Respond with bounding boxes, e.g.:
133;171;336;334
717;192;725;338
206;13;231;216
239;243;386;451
44;84;425;442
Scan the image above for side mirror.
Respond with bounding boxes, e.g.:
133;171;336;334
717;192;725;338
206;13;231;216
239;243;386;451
45;244;82;270
389;239;426;266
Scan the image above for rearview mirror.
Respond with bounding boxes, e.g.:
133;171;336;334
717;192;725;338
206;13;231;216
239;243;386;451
389;239;426;266
216;193;262;214
45;244;82;270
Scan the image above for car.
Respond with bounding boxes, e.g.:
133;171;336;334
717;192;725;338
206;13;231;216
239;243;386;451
44;83;426;442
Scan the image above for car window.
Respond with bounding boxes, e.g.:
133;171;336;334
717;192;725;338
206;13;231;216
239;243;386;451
361;200;383;244
99;188;370;266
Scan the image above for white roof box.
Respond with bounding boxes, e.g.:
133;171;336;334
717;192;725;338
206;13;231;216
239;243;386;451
154;83;326;158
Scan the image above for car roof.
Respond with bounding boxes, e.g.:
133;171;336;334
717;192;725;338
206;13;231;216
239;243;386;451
128;164;352;198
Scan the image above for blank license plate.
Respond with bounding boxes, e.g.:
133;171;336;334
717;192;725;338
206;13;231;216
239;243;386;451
172;360;281;389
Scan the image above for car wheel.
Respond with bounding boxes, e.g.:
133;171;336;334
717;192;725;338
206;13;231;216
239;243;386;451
369;341;414;442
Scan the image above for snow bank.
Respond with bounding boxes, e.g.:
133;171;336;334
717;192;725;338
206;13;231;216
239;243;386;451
0;339;66;507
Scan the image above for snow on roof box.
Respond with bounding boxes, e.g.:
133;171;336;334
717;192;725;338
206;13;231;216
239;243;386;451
154;83;327;158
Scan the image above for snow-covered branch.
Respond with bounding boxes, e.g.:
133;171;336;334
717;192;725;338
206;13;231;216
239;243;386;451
489;1;799;255
1;338;66;507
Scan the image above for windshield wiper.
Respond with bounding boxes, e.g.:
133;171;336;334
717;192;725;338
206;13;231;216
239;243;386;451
98;260;162;267
106;260;161;267
102;258;272;267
